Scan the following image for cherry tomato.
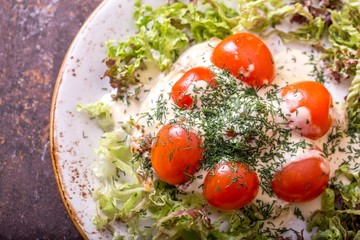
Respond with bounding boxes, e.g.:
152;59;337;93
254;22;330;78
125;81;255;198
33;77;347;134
151;123;203;185
271;155;330;202
211;32;275;86
171;67;215;109
203;162;259;210
281;81;332;140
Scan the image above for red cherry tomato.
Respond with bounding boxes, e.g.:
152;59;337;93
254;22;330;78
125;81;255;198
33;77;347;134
271;155;330;202
211;32;275;86
203;162;259;210
151;123;203;185
171;67;215;109
281;81;332;140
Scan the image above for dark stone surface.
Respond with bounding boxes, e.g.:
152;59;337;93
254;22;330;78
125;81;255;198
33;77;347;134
0;1;102;239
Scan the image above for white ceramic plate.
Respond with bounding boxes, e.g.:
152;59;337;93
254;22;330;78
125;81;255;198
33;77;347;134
50;0;352;239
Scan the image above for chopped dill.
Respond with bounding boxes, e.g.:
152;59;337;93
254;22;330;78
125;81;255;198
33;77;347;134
294;207;305;221
306;52;325;83
142;68;310;196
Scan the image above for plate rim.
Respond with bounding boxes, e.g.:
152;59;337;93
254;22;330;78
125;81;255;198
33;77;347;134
50;1;107;238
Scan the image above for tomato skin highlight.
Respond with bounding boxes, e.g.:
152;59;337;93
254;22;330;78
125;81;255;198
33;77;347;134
203;162;259;210
151;124;203;185
171;67;215;109
211;32;275;86
271;156;330;202
281;81;332;140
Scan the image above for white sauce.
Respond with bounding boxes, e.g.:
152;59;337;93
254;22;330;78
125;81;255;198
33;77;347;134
184;80;211;109
108;34;357;237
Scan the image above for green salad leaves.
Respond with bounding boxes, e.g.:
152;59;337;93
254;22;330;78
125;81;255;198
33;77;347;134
104;0;237;99
308;164;360;239
327;1;360;132
77;102;114;132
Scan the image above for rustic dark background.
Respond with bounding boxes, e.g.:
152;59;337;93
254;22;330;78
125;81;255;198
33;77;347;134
0;0;102;239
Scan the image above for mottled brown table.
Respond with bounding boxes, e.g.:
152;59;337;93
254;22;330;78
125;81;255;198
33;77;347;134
0;1;102;238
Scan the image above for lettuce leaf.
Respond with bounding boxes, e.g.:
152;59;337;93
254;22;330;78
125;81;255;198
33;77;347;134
237;0;320;40
92;128;146;234
324;1;360;132
77;102;114;132
346;62;360;133
95;130;134;179
307;164;360;239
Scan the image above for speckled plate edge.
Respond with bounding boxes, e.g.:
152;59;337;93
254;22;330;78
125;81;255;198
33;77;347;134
50;1;106;238
50;0;142;239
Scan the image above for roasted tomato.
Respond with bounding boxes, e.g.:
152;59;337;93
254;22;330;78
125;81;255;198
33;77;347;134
281;81;332;140
271;153;330;202
171;67;215;109
203;162;259;210
151;123;203;185
211;32;275;86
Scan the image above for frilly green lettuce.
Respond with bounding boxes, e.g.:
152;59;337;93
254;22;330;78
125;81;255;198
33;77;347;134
103;0;235;100
346;62;360;132
308;164;360;239
236;0;315;38
77;102;114;132
95;130;134;179
91;127;145;234
326;1;360;132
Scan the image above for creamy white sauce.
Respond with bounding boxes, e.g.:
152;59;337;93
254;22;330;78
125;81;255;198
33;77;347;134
184;80;212;109
108;34;357;237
